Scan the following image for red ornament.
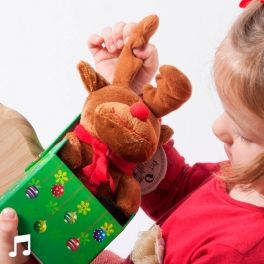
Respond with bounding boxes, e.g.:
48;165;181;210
51;184;64;197
130;102;149;121
239;0;264;8
67;238;80;251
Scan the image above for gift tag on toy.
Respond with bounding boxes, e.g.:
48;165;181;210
133;146;167;195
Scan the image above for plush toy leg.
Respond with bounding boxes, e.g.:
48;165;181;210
115;176;141;216
0;104;43;195
97;196;129;226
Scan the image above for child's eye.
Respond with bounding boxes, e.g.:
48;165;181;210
240;135;251;143
233;130;251;143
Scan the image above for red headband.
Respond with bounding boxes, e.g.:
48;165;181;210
239;0;264;8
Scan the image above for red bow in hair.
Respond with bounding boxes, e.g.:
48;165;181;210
239;0;264;8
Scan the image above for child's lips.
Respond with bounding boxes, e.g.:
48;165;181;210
224;144;232;161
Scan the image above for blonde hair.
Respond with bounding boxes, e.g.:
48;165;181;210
214;1;264;189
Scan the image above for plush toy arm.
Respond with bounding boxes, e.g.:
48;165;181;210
59;132;83;170
142;65;192;118
159;124;174;145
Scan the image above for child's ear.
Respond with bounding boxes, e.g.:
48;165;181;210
77;61;110;93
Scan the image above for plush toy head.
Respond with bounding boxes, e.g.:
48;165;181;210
78;15;191;163
60;15;192;218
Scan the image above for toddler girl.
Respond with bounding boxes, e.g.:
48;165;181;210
80;1;264;262
1;0;264;263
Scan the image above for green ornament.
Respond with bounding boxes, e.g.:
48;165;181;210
64;212;77;224
34;220;47;233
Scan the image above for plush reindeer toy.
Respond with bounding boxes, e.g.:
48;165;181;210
59;15;192;221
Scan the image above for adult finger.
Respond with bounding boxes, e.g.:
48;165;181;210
0;208;30;264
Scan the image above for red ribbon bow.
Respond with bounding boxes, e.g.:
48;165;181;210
239;0;264;8
74;124;136;194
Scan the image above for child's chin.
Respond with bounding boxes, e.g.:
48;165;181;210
229;158;233;164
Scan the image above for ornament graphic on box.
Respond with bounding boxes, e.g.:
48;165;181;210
0;118;132;263
26;186;39;199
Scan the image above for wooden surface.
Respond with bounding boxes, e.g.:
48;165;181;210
0;103;43;195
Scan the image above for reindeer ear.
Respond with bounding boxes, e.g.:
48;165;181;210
143;65;192;118
77;60;110;93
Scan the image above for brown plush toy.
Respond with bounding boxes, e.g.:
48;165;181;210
59;15;192;219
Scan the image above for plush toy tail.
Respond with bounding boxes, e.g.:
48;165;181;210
112;15;159;88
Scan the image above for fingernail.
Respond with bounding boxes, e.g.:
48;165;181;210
107;43;116;52
124;37;129;44
110;44;116;52
1;208;16;220
116;39;124;49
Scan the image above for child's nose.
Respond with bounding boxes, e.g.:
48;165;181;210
212;113;233;145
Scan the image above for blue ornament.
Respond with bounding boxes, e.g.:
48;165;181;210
26;185;39;199
93;228;106;242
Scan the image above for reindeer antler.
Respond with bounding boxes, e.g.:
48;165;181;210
112;15;159;87
143;65;192;118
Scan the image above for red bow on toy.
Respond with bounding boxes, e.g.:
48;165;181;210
239;0;264;8
74;124;136;194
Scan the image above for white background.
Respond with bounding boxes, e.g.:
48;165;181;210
1;0;241;258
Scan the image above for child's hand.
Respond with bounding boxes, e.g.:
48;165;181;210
0;208;30;264
88;22;159;94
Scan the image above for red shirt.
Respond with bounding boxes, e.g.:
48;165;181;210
141;143;264;263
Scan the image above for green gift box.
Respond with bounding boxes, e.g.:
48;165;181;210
0;115;133;263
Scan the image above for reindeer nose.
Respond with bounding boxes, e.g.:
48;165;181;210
130;102;150;121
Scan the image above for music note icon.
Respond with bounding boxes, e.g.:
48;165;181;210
9;234;31;257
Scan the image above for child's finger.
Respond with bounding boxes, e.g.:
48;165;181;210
101;27;116;53
112;22;125;50
123;22;137;43
88;33;116;63
87;34;104;57
133;43;159;70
